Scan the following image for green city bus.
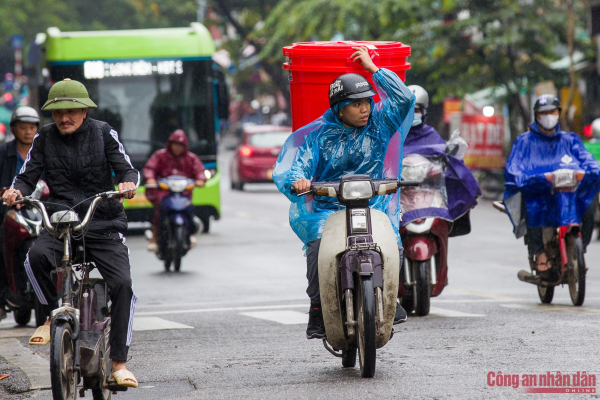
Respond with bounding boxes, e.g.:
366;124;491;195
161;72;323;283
28;23;227;231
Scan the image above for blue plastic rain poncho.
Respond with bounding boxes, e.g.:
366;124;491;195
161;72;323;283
503;122;600;237
274;68;415;249
401;123;481;227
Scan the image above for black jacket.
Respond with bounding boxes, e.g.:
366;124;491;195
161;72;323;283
0;140;18;189
12;117;139;233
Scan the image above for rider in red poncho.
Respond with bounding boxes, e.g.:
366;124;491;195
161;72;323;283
143;129;206;251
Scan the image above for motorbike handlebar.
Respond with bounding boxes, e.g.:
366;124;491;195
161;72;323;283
291;179;420;197
12;189;132;234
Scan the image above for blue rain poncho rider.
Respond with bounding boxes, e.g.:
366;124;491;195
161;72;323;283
274;70;414;249
503;94;600;259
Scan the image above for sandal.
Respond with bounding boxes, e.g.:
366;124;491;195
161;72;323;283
111;369;138;388
29;325;51;345
536;254;551;272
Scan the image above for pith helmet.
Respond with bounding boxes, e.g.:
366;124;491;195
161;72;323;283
41;79;97;111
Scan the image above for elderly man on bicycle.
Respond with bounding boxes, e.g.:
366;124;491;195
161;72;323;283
2;79;139;388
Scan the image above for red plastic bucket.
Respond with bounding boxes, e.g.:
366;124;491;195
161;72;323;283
283;41;411;131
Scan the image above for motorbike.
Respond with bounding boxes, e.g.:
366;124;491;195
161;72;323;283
14;189;132;400
1;181;50;326
146;176;199;272
399;154;449;317
292;175;418;378
494;169;587;306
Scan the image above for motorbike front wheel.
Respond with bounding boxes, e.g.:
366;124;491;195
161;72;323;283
173;225;186;272
50;320;77;400
567;235;586;306
413;260;431;317
356;277;376;378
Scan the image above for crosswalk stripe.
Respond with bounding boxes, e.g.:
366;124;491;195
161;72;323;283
239;310;308;325
133;317;194;331
501;303;600;315
429;307;485;317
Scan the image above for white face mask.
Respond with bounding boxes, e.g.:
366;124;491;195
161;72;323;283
412;113;423;127
538;114;559;131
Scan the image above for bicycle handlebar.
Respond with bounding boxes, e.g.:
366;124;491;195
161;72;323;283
12;189;132;234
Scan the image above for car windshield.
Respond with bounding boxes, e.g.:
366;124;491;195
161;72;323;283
248;132;290;148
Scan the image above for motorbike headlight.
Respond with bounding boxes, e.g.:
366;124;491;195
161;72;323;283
341;181;373;201
168;179;189;193
552;169;577;189
401;164;429;182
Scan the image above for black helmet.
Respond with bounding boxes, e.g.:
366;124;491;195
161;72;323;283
329;73;377;109
533;94;561;114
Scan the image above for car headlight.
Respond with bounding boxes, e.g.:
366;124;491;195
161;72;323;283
341;181;373;201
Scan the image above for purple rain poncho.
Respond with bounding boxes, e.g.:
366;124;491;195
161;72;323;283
401;123;481;227
503;122;600;237
273;68;415;249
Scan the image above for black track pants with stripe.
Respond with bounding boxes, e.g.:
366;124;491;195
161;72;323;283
25;230;136;361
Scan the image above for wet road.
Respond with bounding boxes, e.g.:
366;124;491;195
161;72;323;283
2;150;600;399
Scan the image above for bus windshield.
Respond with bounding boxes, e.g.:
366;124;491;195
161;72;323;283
47;59;216;169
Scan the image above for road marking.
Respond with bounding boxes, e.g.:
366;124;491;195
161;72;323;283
446;288;522;301
239;310;308;325
133;317;194;331
0;338;50;390
136;304;307;316
429;307;485;317
501;303;600;315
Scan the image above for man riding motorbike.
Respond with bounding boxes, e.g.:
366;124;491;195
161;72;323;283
504;95;600;270
274;46;415;339
2;79;140;388
143;129;206;252
0;107;40;318
403;85;480;231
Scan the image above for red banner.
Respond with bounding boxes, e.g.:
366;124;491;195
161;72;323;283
461;114;505;170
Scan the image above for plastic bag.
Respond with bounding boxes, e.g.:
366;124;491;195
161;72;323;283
445;129;468;160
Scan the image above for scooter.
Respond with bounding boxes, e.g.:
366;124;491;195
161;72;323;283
14;190;132;400
146;176;199;272
1;181;49;326
293;175;418;378
494;169;587;306
399;154;449;317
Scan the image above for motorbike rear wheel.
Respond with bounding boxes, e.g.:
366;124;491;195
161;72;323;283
413;260;431;317
50;320;77;400
341;346;357;368
567;235;586;306
356;277;376;378
13;308;31;326
537;282;555;304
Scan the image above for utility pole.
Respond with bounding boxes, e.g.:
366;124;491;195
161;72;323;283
197;0;207;23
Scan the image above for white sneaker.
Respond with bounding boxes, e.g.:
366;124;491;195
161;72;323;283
147;241;158;252
189;235;198;248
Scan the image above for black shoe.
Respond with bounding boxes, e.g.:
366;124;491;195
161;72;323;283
306;303;326;339
394;301;407;324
